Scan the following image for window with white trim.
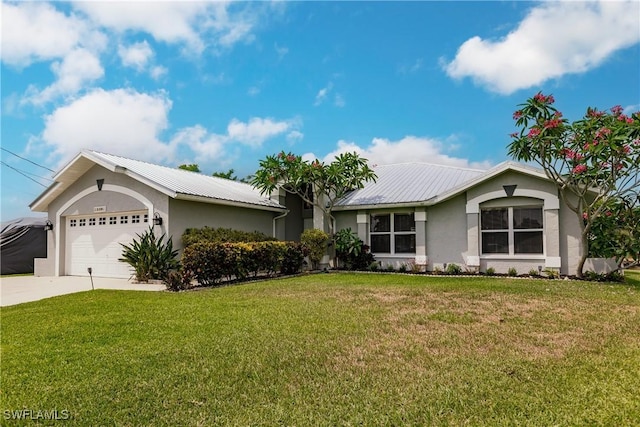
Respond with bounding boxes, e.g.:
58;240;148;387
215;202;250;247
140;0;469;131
370;213;416;254
481;206;543;255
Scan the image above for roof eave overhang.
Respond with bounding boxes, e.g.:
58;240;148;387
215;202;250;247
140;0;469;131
175;193;287;212
333;200;433;211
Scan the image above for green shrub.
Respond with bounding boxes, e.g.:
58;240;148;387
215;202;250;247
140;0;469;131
529;268;540;276
119;227;179;282
544;268;559;279
182;226;275;247
164;269;193;291
334;229;376;271
486;267;496;276
385;264;395;272
280;242;306;275
301;229;330;270
369;262;380;272
181;241;303;286
409;261;423;274
398;263;408;273
583;270;625;283
508;267;518;277
445;263;462;275
432;266;442;274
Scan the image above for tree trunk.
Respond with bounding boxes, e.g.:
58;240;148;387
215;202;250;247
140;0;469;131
576;226;590;278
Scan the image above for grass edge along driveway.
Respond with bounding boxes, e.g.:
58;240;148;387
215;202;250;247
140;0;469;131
2;272;639;426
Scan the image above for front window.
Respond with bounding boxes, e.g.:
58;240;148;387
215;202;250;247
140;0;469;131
481;206;543;255
370;213;416;254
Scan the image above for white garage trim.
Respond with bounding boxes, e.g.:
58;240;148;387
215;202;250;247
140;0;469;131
54;184;154;276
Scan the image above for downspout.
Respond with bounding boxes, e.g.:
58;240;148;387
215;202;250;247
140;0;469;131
273;210;289;238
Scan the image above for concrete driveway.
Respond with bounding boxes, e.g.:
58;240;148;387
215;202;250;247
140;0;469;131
1;275;165;307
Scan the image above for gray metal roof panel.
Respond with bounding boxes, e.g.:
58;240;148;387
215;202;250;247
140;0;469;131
336;163;486;207
86;151;284;210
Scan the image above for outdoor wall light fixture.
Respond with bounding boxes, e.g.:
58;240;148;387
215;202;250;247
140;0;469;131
96;179;104;191
153;213;163;226
44;220;54;231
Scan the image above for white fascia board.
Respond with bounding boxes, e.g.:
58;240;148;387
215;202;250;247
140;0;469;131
29;182;62;212
332;200;433;211
175;193;287;212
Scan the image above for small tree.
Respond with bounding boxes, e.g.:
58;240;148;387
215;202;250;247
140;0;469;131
588;196;640;270
178;164;201;172
212;169;238;180
251;151;377;236
508;93;640;277
300;228;330;270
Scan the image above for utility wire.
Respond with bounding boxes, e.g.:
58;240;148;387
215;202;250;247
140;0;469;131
1;164;54;182
1;161;49;187
0;147;55;173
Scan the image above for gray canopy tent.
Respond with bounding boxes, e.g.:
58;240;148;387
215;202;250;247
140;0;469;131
1;217;47;275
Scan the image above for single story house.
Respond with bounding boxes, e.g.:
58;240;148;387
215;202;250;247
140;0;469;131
30;150;590;278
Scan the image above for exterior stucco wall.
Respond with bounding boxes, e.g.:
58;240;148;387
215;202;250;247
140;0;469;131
559;192;584;276
168;199;276;252
426;194;468;270
284;192;305;241
38;164;169;276
334;211;358;235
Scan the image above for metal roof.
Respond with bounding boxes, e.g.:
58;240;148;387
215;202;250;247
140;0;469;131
335;162;487;208
30;150;285;212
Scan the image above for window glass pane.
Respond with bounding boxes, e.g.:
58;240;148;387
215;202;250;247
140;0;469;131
481;208;508;230
514;231;543;254
395;234;416;253
482;232;509;254
394;213;415;232
514;207;543;229
370;214;390;232
370;234;390;253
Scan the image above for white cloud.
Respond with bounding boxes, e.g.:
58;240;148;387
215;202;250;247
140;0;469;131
444;1;640;94
306;136;492;170
41;88;174;166
170;125;226;160
314;82;333;106
227;117;295;147
73;1;258;54
286;130;304;144
248;86;261;96
1;2;105;67
23;48;104;105
118;41;153;71
150;66;168;81
275;43;289;60
399;58;423;74
334;94;345;108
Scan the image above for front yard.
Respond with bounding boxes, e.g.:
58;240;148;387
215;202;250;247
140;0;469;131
2;272;639;425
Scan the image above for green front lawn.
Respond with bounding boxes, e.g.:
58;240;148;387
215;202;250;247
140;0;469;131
2;273;640;425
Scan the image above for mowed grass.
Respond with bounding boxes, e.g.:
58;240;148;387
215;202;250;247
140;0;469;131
2;272;640;426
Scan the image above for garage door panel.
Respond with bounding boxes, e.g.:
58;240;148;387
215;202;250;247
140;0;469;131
65;212;149;278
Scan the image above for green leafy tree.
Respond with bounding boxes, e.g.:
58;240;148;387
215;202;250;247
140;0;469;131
178;164;201;173
588;197;640;270
251;151;377;236
508;93;640;276
212;169;238;180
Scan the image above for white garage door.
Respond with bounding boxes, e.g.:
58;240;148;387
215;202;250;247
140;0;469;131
65;211;149;278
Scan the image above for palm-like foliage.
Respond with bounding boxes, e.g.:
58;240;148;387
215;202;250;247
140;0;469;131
119;227;179;282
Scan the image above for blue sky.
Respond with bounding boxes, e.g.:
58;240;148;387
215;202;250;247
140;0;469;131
2;1;639;221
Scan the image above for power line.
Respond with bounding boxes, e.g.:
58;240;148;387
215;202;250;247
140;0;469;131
0;161;49;188
1;164;54;182
0;147;55;173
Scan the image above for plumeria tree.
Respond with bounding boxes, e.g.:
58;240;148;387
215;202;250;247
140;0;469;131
508;93;640;277
251;151;377;236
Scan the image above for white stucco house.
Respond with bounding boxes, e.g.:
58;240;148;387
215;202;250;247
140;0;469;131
31;150;588;278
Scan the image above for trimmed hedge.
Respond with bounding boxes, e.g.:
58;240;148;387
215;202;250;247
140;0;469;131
182;227;276;248
182;241;305;287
